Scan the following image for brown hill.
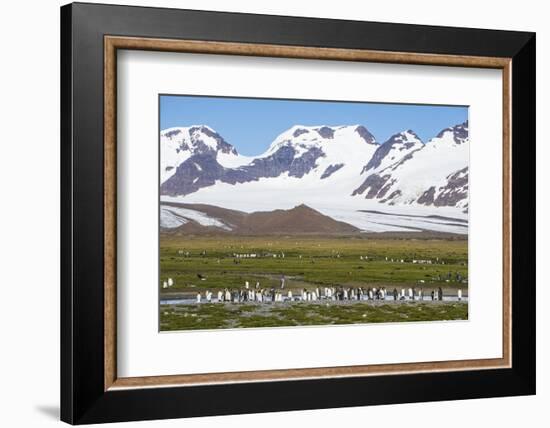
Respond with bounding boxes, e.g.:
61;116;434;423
240;204;358;234
161;203;359;235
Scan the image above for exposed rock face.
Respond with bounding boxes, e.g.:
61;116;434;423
363;130;423;173
355;125;377;145
161;154;225;196
316;126;334;139
321;163;344;179
436;121;469;144
417;186;436;205
161;145;325;196
388;150;416;170
417;167;468;207
380;190;402;205
246;146;325;179
352;174;392;198
293;128;309;138
433;167;469;207
164;129;181;138
378;179;397;199
192;126;237;154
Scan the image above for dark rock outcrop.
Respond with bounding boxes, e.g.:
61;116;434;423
352;174;392;198
433;167;469;207
188;126;238;155
293;128;309;138
164;129;181;138
321;163;345;179
416;167;469;208
355;125;377;145
362;130;422;172
417;186;436;205
380;190;402;204
161;145;325;196
316;126;334;139
436;121;469;145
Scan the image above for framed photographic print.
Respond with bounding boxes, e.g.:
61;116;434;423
61;2;536;424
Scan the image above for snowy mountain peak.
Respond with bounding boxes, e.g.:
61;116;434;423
361;129;423;173
160;125;250;183
271;125;330;144
162;125;237;155
433;121;469;146
190;125;237;155
353;121;469;208
265;124;377;156
393;129;422;144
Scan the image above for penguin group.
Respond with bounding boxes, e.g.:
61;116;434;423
169;280;463;304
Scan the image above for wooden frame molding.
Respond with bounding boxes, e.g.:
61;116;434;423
104;35;513;391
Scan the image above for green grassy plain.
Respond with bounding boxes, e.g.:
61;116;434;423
160;235;468;293
159;234;468;331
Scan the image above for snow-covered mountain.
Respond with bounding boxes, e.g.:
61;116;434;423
160;125;253;184
159;121;469;233
352;121;469;210
161;124;378;196
361;130;423;175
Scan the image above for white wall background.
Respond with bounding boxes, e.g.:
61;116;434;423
0;1;546;427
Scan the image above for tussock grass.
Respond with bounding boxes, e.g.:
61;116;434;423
160;301;468;331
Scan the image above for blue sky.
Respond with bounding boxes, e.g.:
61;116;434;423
160;95;468;156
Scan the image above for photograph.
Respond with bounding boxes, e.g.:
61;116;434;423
54;2;536;424
158;95;469;331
